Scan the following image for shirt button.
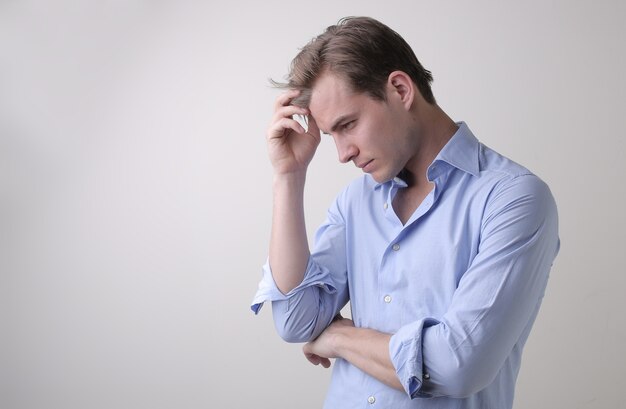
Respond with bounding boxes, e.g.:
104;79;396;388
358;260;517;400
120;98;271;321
424;372;431;380
384;295;392;303
392;243;400;251
367;396;376;404
383;202;388;209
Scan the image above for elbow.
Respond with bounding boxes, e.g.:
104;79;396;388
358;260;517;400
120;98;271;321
441;371;490;398
274;317;315;343
430;357;497;398
271;299;320;343
275;326;313;343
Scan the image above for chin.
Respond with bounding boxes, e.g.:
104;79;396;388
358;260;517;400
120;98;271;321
369;171;393;184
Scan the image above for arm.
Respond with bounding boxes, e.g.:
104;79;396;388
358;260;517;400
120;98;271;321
303;316;403;392
269;184;351;342
266;90;321;294
392;175;560;398
269;172;309;293
251;91;348;342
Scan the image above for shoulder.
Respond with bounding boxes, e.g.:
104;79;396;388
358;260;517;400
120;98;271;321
477;145;558;231
478;143;534;180
478;144;552;198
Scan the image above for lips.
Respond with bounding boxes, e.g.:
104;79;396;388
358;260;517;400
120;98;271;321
357;159;373;171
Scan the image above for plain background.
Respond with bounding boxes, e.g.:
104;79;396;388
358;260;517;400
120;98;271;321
1;1;625;408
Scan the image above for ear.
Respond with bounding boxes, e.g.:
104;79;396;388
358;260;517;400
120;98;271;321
387;71;415;111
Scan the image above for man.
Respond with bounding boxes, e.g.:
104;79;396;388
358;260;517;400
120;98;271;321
251;16;559;408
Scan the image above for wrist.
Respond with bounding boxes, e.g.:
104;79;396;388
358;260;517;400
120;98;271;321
273;171;307;191
332;324;357;358
274;168;307;180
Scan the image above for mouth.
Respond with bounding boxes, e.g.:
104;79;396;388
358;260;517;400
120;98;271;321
357;159;374;172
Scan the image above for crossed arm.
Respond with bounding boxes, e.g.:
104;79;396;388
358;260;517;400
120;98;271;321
303;315;403;392
267;174;559;398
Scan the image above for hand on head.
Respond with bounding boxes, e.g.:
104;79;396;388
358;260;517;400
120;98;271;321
267;90;321;176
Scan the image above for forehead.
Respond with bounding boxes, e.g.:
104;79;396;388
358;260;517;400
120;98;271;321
309;72;368;132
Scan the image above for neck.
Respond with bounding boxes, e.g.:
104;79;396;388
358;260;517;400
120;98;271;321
402;104;458;188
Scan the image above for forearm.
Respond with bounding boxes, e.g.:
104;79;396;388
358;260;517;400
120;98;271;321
269;172;310;294
336;326;403;391
306;320;403;392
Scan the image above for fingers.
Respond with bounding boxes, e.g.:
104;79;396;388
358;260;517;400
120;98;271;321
267;117;305;140
270;106;309;135
274;88;302;110
304;352;332;368
304;352;320;365
272;90;310;125
274;104;309;120
265;89;320;174
268;90;313;140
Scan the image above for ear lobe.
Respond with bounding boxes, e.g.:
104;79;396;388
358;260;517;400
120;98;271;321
388;71;414;110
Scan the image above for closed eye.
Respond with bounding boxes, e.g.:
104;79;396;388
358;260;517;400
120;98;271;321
342;120;356;131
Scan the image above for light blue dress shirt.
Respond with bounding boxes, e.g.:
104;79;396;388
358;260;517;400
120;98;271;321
252;122;560;408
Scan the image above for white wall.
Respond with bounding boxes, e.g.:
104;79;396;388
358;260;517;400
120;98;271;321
1;1;624;408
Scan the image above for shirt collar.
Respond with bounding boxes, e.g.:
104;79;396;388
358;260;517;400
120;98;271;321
432;121;480;177
372;176;406;190
373;121;480;189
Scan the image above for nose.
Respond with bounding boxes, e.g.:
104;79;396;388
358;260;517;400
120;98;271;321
335;138;358;164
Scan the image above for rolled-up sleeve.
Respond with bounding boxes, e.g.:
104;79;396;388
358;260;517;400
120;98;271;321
389;317;441;398
389;174;560;398
250;257;337;315
251;192;350;343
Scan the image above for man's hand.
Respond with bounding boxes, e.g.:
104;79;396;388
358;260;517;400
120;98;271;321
267;89;321;176
302;316;355;368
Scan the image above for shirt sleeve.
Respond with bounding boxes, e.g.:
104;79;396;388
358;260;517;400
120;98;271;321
389;174;560;398
250;192;350;343
250;257;337;315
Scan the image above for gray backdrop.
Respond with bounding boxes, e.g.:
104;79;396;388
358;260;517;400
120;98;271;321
1;1;624;408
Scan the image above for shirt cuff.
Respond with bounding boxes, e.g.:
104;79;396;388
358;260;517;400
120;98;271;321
389;318;440;399
250;258;337;314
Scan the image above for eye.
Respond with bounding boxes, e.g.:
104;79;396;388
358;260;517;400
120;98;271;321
343;120;356;131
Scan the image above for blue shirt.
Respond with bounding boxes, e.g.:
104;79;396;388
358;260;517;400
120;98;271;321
252;122;560;408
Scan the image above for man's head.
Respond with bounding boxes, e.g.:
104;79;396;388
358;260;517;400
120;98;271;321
273;16;435;108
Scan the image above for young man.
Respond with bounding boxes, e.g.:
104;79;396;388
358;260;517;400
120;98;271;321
251;16;559;408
